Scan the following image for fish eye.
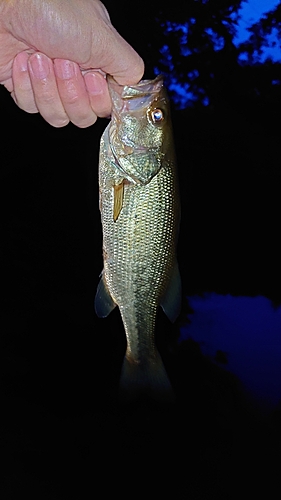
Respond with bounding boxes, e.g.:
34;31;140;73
149;108;164;124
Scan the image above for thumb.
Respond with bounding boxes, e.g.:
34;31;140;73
90;25;144;86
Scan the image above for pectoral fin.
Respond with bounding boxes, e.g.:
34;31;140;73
95;274;117;318
113;181;124;222
160;262;181;323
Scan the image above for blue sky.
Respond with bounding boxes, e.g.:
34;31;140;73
235;0;279;43
235;0;281;62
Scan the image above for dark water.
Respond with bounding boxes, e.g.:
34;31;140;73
181;294;281;412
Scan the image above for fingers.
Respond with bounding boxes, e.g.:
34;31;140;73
53;59;99;127
28;53;70;127
12;52;111;127
83;71;111;118
12;51;38;113
13;51;70;127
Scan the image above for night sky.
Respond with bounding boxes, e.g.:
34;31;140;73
1;1;281;498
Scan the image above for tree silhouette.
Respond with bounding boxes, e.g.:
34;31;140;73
104;0;241;104
104;0;281;109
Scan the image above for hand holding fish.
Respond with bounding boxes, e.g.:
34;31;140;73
0;0;144;127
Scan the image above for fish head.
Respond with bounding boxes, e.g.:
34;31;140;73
107;75;173;185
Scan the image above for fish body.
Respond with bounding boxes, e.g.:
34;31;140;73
95;76;181;400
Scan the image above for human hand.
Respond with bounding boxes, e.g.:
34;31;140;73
0;0;144;127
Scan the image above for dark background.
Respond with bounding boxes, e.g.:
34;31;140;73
1;1;281;497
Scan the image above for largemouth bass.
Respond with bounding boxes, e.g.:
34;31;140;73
95;75;181;400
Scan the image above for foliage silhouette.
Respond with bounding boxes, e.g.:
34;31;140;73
104;0;281;109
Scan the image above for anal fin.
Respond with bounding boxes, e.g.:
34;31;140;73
160;261;181;323
95;274;117;318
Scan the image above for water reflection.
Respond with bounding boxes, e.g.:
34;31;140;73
180;294;281;410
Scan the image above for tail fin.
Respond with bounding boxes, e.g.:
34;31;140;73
119;350;175;403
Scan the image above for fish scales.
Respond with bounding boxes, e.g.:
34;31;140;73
95;76;181;399
99;143;178;354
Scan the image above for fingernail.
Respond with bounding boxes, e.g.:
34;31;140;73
15;51;29;72
84;72;104;95
29;53;50;79
54;59;76;79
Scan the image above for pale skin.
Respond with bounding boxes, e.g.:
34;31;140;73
0;0;144;127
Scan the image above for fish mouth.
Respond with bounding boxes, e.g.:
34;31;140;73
107;75;164;114
107;74;163;98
